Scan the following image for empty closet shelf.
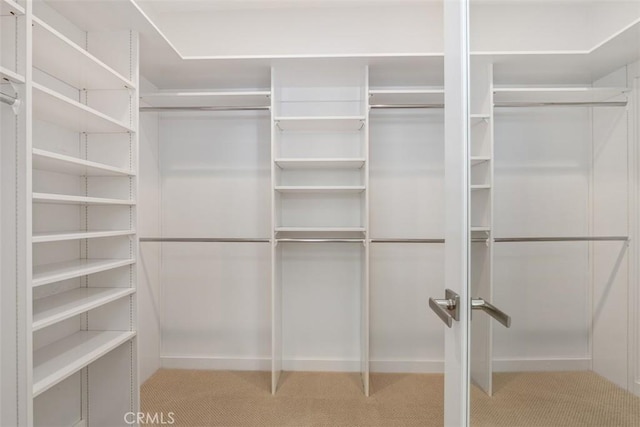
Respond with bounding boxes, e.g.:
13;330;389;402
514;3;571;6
470;185;491;190
274;116;365;131
470;157;491;165
275;186;365;193
33;287;135;331
32;193;135;205
33;149;134;176
0;0;25;16
33;258;135;287
32;16;134;90
33;230;135;243
275;227;365;233
33;83;134;133
33;330;136;397
0;66;25;84
275;158;366;169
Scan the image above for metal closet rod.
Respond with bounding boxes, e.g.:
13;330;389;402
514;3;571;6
139;237;270;243
494;236;629;243
0;92;17;106
370;101;627;109
277;238;364;243
371;238;445;243
139;106;270;112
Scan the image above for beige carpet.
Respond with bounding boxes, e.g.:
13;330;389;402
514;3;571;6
141;370;640;426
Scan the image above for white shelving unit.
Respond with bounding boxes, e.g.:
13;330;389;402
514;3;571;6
25;3;140;426
271;64;370;396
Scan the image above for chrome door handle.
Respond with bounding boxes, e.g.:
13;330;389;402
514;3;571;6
429;289;460;328
471;298;511;328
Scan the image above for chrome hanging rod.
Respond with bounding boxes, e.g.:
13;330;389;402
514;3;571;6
370;238;445;243
369;101;627;109
0;91;17;106
277;238;364;243
139;106;270;112
494;236;628;243
494;101;627;108
370;104;445;109
139;237;270;243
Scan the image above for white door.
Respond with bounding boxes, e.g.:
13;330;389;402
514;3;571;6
436;0;470;425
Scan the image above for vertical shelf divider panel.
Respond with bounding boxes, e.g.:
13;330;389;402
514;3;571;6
28;5;139;425
362;66;370;397
469;58;495;396
270;66;281;395
1;0;32;425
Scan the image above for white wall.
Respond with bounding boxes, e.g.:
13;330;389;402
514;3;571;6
493;107;592;371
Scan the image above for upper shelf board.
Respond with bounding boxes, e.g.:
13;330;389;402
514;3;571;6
493;87;629;103
33;149;134;177
32;83;134;133
140;90;270;108
275;158;365;169
275;116;366;131
0;0;24;16
0;66;25;84
32;16;135;90
369;88;444;106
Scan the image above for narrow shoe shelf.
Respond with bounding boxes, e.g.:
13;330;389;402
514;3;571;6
33;258;136;287
33;330;136;397
33;287;135;331
33;229;135;243
33;148;134;176
32;192;135;205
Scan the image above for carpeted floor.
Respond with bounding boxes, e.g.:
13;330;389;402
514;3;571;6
141;369;640;426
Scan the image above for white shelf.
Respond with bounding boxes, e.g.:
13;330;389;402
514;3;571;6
369;88;444;105
32;193;134;206
32;16;134;90
471;184;491;190
471;226;491;232
0;0;24;16
276;227;366;233
33;330;136;397
275;158;365;169
140;90;270;108
275;116;365;132
33;229;135;243
470;114;490;124
33;287;135;331
0;66;25;84
33;149;134;177
493;87;629;104
470;157;491;166
275;186;365;194
33;82;134;134
33;258;135;287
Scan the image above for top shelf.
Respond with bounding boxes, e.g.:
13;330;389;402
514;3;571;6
275;116;365;132
0;0;24;16
32;16;135;91
493;87;628;104
369;88;444;106
140;90;270;108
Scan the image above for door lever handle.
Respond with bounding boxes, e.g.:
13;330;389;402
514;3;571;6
471;298;511;328
429;289;460;328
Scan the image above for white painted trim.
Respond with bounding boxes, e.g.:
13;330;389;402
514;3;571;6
160;356;592;374
493;358;591;372
161;356;271;371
